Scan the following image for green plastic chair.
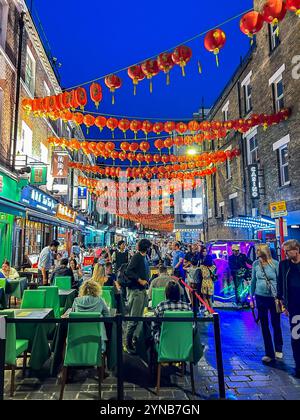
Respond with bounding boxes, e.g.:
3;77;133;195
54;276;72;290
101;289;116;309
20;290;46;309
59;312;104;400
0;278;7;290
151;288;166;308
156;311;195;395
39;286;61;319
1;310;29;396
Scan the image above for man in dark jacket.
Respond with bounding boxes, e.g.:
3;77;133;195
50;258;76;289
278;239;300;378
124;239;152;353
229;244;252;305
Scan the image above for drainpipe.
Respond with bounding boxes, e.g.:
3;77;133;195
11;12;26;172
237;81;248;216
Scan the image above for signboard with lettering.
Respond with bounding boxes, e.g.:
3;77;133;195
30;166;47;186
78;186;87;200
270;201;288;219
21;186;57;214
56;204;77;223
52;153;69;178
249;164;260;199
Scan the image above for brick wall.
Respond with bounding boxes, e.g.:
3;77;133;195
205;0;300;240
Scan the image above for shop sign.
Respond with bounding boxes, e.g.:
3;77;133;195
78;186;87;200
249;164;260;199
52;153;69;178
56;204;77;223
270;201;288;219
30;166;48;186
21;186;57;214
0;175;3;193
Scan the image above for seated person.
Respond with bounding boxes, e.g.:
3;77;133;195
148;265;184;299
69;258;83;288
104;262;117;287
22;255;32;269
152;281;192;344
0;260;19;280
72;279;110;352
91;263;107;287
50;258;76;289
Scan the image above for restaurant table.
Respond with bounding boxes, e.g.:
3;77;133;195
50;308;117;377
0;308;54;371
59;289;77;314
6;277;28;300
135;311;204;367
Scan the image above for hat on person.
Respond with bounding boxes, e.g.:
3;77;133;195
232;244;240;251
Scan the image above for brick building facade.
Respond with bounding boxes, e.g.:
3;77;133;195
204;0;300;242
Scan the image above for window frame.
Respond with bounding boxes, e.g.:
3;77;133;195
273;76;284;112
278;144;290;187
25;47;36;95
246;130;259;165
268;23;280;53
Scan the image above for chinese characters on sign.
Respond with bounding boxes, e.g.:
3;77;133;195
52;153;69;178
30;166;47;186
20;186;57;214
249;164;260;199
56;204;77;223
78;187;87;200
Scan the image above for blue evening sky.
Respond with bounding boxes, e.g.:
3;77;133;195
29;0;253;123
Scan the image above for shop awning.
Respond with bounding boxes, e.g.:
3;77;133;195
26;209;79;231
0;197;26;218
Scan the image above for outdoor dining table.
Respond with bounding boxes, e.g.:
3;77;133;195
135;310;204;368
58;289;77;314
0;308;54;371
6;277;28;301
50;308;117;377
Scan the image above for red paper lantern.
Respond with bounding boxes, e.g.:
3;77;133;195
73;112;84;125
130;120;142;139
95;116;107;131
88;142;98;155
153;122;164;135
240;11;265;38
145;154;153;164
105;74;122;105
174;137;184;147
286;0;300;15
172;45;192;76
142;120;153;138
74;87;87;110
164;121;176;134
188;121;200;132
120;142;130;152
111;151;119;161
262;0;287;29
141;59;160;93
127;65;145;95
140;141;150;153
154;139;164;151
118;119;131;138
136;153;144;164
176;122;188;135
90;83;103;109
106;117;119;137
127;152;136;163
105;142;115;153
153;154;161;163
164;138;174;152
96;142;105;155
157;52;175;85
119;152;127;161
83;114;95;133
204;29;226;66
129;143;139;153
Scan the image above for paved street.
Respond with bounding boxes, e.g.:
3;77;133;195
4;309;300;400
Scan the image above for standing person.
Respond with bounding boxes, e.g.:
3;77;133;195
172;242;185;279
111;240;129;274
71;242;81;259
125;239;152;353
251;244;283;364
200;254;216;317
38;240;60;286
278;240;300;378
229;244;253;306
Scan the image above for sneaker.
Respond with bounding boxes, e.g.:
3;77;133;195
262;356;274;364
275;352;283;360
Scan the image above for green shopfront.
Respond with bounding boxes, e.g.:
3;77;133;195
0;170;27;266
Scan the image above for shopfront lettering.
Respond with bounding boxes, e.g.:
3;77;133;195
56;204;77;223
249;164;260;200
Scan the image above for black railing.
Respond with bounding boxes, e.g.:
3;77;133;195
0;312;226;401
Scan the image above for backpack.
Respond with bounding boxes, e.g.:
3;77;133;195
116;263;132;287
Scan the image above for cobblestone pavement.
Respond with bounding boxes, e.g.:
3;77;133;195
3;309;300;400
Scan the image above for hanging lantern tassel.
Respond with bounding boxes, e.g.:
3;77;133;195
111;130;115;139
166;71;170;86
214;49;220;67
180;60;186;77
198;61;202;74
149;78;153;94
111;88;115;105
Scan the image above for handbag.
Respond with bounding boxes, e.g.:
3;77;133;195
259;262;283;314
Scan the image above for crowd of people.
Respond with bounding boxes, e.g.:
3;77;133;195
1;237;300;379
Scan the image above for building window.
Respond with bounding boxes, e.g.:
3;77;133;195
243;82;252;115
225;154;231;180
0;1;8;49
219;203;225;221
25;47;36;95
273;76;284;112
44;81;51;97
246;131;259;165
18;121;33;157
222;101;229;122
269;24;280;52
278;144;289;186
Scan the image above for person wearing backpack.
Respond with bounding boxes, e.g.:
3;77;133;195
124;239;152;353
251;244;283;365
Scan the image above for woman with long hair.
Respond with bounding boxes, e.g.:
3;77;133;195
251;244;283;364
91;263;108;287
200;253;216;317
